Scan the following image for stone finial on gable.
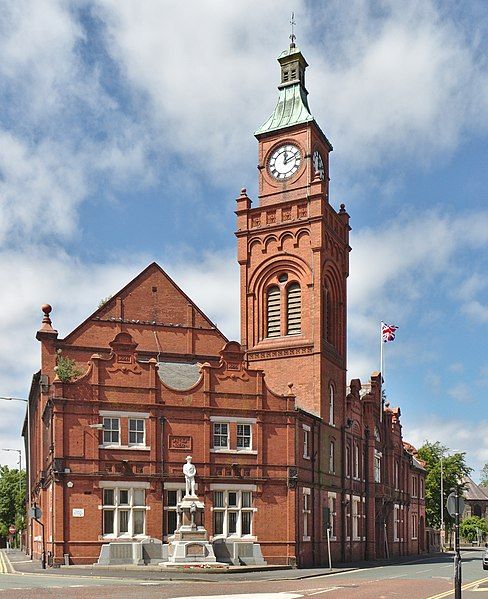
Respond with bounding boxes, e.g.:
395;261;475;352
36;304;58;340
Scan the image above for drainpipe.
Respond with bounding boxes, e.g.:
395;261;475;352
311;419;316;566
295;415;300;567
160;416;165;538
340;423;346;564
364;427;370;561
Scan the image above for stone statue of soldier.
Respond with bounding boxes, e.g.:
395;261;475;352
183;455;196;497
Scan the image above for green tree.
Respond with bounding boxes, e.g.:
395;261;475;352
417;441;471;530
480;463;488;487
460;516;488;542
0;466;26;544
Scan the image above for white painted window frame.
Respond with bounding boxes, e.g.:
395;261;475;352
128;418;146;446
209;417;257;454
210;488;256;540
412;512;418;540
328;492;337;541
302;424;310;459
101;485;149;539
329;441;335;474
302;487;311;541
237;423;252;451
352;495;361;541
102;417;120;447
212;422;230;450
374;450;382;483
393;503;400;542
99;411;150;450
329;384;334;425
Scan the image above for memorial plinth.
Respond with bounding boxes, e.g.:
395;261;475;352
165;456;217;564
167;495;216;563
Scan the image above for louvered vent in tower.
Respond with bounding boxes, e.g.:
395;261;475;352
267;286;281;337
287;283;301;335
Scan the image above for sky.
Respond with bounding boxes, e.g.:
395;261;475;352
0;0;487;480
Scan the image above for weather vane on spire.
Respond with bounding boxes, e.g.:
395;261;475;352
290;11;296;47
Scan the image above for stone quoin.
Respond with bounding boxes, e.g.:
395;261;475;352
25;39;426;567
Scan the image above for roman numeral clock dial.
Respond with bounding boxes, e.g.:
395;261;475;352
268;144;301;180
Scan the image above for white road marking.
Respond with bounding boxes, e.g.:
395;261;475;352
169;595;304;599
416;569;433;573
308;589;341;596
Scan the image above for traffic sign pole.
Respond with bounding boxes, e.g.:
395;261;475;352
446;489;463;599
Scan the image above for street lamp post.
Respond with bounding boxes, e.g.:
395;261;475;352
2;448;22;490
440;455;444;551
2;448;22;549
0;397;31;556
440;449;460;551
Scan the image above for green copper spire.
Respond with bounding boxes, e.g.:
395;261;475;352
255;42;314;137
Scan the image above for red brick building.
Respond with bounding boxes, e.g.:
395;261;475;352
25;40;425;567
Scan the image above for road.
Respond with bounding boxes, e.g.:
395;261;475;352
1;549;487;598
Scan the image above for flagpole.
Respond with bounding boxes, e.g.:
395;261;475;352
380;321;385;422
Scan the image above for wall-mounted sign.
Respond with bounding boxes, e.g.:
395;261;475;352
72;508;84;518
169;435;192;450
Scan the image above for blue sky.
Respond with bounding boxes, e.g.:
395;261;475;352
0;0;487;480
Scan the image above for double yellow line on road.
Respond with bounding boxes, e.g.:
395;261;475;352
426;576;488;598
0;550;7;574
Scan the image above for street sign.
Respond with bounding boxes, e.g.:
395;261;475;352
29;506;42;520
447;492;465;517
8;525;16;535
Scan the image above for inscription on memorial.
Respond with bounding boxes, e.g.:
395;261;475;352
186;543;205;557
169;435;192;451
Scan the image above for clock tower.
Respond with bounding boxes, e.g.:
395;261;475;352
236;39;350;421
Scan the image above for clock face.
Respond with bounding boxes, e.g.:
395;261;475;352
268;144;302;180
313;149;325;180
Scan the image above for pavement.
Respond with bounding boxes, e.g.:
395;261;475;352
1;548;488;597
1;547;443;581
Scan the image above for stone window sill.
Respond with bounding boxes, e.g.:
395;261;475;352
99;445;150;451
210;449;257;455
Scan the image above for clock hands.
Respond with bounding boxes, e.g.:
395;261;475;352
283;150;298;165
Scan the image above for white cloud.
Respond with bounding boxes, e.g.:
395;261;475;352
0;247;238;394
93;0;297;186
425;371;442;395
405;415;488;482
347;210;488;370
310;0;488;172
462;300;488;323
0;247;148;396
0;0;154;246
92;0;488;190
162;251;240;341
448;383;473;404
1;0;486;250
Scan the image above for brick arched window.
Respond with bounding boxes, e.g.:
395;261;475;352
266;285;281;338
286;283;301;335
324;284;335;346
324;275;342;349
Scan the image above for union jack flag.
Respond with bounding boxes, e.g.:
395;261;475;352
382;323;399;342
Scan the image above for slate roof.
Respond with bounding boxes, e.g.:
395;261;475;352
158;361;201;391
462;475;488;501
